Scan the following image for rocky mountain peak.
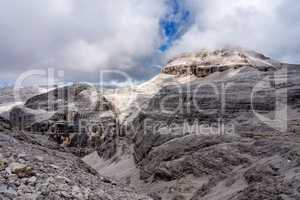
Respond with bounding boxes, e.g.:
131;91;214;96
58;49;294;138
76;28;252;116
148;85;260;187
161;48;279;77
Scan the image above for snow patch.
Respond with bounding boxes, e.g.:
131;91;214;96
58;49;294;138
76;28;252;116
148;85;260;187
0;102;23;113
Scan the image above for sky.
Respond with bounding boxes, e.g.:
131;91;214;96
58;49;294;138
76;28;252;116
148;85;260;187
0;0;300;86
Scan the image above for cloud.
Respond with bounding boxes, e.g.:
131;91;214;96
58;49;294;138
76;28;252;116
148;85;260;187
167;0;300;63
0;0;167;82
1;0;300;85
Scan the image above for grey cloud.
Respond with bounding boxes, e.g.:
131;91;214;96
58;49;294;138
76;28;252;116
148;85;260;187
1;0;300;85
0;0;167;83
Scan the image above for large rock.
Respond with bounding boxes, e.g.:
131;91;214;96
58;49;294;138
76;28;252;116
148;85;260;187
7;162;34;178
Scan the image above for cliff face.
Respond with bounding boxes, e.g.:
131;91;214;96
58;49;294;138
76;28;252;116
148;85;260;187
84;49;300;200
161;48;279;77
126;49;300;199
9;84;119;158
0;116;11;132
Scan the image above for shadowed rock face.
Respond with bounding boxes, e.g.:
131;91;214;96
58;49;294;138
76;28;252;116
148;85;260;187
0;86;47;120
0;116;11;132
9;84;119;158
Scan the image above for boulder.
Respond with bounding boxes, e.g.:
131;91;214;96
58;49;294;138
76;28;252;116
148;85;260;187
7;162;34;178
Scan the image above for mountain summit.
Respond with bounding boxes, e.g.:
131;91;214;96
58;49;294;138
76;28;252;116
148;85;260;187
162;48;281;77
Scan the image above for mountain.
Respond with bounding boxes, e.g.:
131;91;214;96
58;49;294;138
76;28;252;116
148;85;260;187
105;48;300;199
0;86;46;119
2;48;300;199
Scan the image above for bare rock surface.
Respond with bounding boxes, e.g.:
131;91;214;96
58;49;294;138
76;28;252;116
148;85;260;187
9;84;119;158
91;49;300;200
0;131;151;200
3;48;300;200
0;116;11;132
0;86;46;119
162;48;280;77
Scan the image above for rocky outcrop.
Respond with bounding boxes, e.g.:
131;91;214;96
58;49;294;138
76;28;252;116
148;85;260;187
0;116;11;132
0;86;49;120
9;106;36;131
161;48;278;77
9;84;119;158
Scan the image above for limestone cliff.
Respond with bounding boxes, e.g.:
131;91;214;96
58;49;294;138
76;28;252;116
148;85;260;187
161;48;280;77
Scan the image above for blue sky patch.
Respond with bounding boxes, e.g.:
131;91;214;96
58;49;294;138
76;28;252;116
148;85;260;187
159;0;192;52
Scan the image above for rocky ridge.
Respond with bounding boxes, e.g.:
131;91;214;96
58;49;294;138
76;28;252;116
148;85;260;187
161;48;279;77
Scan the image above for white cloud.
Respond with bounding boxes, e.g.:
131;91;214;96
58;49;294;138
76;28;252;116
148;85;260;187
168;0;300;63
0;0;167;81
1;0;300;84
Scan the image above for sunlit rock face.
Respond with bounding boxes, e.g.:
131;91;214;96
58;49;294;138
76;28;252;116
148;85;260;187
161;48;280;77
